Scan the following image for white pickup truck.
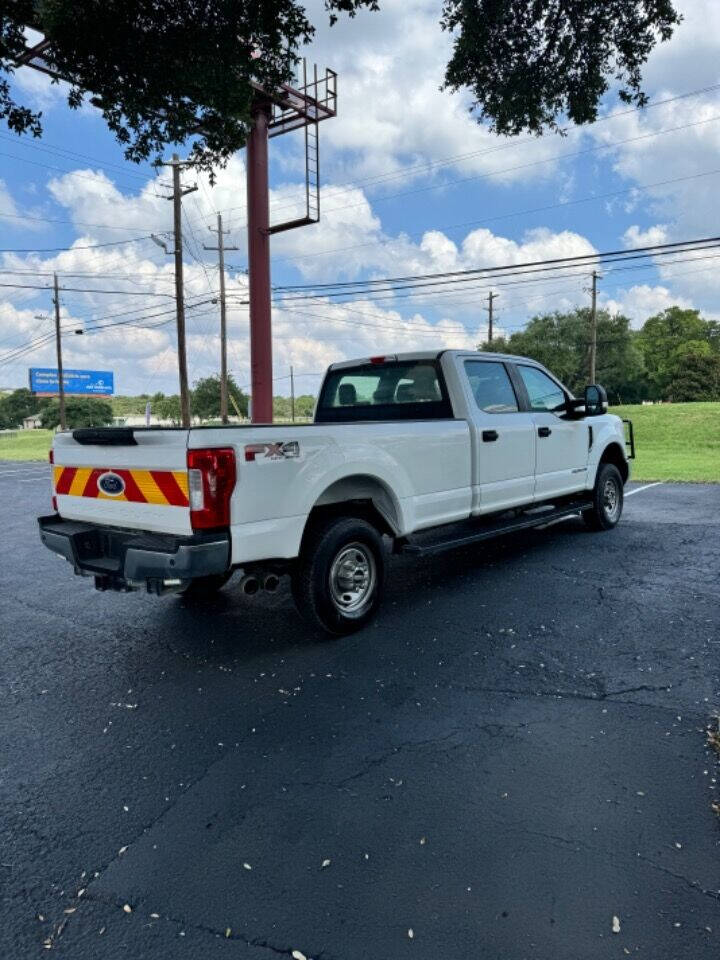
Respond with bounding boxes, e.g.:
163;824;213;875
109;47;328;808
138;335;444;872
39;350;633;634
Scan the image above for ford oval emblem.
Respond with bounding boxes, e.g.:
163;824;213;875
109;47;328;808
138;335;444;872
98;471;125;497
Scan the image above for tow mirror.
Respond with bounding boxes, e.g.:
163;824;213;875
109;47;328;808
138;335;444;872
584;384;607;417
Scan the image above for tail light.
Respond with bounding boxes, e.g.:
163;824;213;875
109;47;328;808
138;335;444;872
187;447;236;529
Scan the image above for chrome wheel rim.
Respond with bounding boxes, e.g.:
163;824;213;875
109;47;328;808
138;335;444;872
329;542;377;619
602;477;620;521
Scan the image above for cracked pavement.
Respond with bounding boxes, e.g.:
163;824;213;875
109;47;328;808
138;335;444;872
1;466;719;958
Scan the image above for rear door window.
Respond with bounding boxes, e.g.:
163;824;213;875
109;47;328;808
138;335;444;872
465;361;519;413
316;360;453;422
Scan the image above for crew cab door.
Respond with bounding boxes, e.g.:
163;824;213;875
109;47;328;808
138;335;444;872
463;359;536;513
513;364;589;499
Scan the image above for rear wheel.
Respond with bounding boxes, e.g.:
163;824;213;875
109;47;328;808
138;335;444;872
182;571;233;600
583;463;624;531
292;516;386;635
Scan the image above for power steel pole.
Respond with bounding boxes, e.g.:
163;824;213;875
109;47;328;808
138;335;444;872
247;105;273;423
290;365;295;422
589;270;599;383
485;291;498;342
204;214;238;424
52;273;66;431
162;154;197;428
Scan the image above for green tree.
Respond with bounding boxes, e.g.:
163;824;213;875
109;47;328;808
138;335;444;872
40;397;114;429
295;394;316;419
153;394;182;424
1;2;680;172
664;351;720;402
191;375;248;420
0;387;50;428
443;1;681;135
481;308;644;403
638;307;720;398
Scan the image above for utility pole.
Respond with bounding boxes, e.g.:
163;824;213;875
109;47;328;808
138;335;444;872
161;154;197;428
290;365;295;422
485;291;498;343
204;214;238;424
52;273;66;431
589;270;599;383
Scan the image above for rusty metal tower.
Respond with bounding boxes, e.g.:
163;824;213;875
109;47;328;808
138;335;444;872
246;62;337;421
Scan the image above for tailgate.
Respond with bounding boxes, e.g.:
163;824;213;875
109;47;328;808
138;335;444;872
52;428;192;536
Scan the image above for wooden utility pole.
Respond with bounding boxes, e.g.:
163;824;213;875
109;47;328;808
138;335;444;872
204;214;238;424
162;154;197;428
485;291;498;342
589;270;599;383
52;273;66;431
290;365;295;422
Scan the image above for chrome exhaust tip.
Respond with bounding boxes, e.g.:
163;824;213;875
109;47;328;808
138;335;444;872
239;574;260;596
263;573;280;593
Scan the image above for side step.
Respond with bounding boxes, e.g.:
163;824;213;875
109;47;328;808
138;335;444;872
400;500;593;557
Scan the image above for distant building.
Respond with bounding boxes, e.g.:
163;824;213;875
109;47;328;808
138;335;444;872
22;414;43;430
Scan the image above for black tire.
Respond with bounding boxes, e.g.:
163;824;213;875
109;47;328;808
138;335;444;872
182;571;233;600
583;463;624;531
291;516;386;636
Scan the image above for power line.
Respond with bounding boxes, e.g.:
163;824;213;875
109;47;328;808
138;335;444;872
0;235;153;253
273;235;720;299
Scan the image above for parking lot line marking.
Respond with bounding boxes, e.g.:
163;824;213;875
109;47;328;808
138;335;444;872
626;482;663;497
0;469;50;478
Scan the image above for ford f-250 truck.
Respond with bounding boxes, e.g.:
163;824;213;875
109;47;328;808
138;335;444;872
39;351;633;634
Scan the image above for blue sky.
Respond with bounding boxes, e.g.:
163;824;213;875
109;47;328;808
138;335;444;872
1;0;720;397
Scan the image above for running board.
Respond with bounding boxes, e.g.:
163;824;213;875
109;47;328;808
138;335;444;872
400;500;593;557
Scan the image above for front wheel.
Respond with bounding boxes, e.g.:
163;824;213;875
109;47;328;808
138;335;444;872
583;463;624;531
292;516;386;635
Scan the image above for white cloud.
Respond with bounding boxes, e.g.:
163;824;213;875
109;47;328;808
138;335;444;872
0;179;18;219
301;0;574;189
602;284;695;327
622;224;669;249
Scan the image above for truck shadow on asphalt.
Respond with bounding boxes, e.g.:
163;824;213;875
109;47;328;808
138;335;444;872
160;518;594;663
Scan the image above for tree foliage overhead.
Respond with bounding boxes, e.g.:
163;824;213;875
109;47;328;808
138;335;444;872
1;0;679;171
442;0;681;135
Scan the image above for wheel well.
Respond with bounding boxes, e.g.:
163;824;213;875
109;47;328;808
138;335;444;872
305;475;400;540
598;442;629;483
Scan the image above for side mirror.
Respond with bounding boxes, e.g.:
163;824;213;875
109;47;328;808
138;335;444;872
584;384;608;417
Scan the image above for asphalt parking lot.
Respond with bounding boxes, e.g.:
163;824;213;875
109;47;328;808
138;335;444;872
2;462;719;959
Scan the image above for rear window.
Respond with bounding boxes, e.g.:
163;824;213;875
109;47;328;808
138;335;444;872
315;360;453;422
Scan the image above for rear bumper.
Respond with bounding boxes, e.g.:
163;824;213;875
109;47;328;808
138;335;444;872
38;515;230;591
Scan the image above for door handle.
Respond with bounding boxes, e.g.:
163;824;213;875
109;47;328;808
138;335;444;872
482;429;499;442
537;426;552;438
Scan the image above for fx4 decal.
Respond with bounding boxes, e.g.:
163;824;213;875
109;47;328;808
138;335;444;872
244;441;300;463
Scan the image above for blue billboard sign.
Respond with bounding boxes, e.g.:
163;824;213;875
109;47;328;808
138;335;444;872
29;368;114;397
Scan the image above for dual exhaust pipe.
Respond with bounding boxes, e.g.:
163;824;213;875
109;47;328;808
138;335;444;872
238;572;280;596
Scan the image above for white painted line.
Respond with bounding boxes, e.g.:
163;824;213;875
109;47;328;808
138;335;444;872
0;469;50;478
625;482;663;498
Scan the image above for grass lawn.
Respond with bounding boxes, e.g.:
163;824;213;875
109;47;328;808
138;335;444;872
0;404;717;483
0;429;54;462
612;402;720;484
